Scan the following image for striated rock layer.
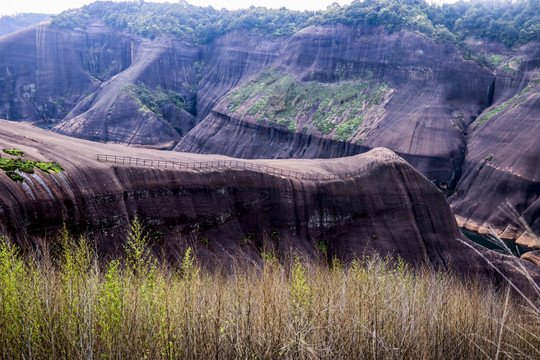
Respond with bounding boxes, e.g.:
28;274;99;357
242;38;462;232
0;120;538;292
177;24;494;189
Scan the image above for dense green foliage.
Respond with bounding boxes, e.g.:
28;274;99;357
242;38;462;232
52;0;312;42
118;82;189;116
52;0;539;46
226;69;389;140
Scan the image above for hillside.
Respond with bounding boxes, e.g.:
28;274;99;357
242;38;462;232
0;0;538;249
0;119;538;289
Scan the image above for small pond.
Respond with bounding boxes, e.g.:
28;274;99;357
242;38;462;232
461;228;529;257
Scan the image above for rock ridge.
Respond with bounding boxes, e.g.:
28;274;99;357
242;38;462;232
0;119;538;292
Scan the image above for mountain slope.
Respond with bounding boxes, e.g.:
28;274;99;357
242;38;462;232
0;13;50;37
450;44;540;245
0;119;537;290
176;24;494;191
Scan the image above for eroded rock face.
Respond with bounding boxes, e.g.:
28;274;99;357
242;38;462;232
176;25;495;190
0;120;538;292
449;43;540;242
54;36;200;149
0;21;200;149
0;22;98;122
196;31;284;120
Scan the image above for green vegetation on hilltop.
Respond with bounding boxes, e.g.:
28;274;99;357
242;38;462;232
52;0;540;46
0;13;51;27
0;149;64;183
0;224;538;359
52;0;312;42
226;70;389;140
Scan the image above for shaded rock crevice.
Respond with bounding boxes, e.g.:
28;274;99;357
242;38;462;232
486;77;496;108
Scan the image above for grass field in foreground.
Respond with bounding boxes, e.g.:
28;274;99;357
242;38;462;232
1;222;539;359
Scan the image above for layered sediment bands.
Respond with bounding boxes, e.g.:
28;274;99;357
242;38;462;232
0;120;538;291
450;45;540;244
176;112;370;159
53;35;201;148
0;22;97;121
1;19;539;247
54;37;200;148
178;111;460;187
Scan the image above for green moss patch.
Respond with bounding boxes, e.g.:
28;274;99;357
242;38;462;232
3;149;24;157
0;149;65;183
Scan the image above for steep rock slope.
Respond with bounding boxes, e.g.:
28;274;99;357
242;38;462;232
176;24;494;189
0;21;200;149
450;44;540;244
195;31;284;120
0;22;98;122
0;120;537;290
54;37;200;148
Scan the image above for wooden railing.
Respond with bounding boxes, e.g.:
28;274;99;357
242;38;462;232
96;153;392;181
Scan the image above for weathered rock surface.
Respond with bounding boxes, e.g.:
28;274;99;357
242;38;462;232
450;43;540;242
196;31;283;120
0;21;199;148
54;35;200;148
0;19;539;248
0;120;538;292
0;22;97;122
176;24;494;189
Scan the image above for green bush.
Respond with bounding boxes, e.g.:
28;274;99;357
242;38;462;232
0;149;64;183
5;171;24;183
2;149;24;157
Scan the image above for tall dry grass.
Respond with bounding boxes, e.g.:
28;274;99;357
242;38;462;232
0;221;539;359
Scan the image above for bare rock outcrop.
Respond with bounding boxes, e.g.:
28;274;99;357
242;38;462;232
0;21;200;149
0;19;539;248
0;119;537;292
450;43;540;242
176;24;494;190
